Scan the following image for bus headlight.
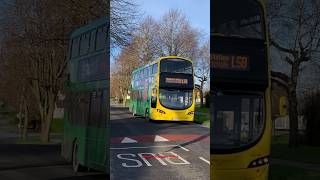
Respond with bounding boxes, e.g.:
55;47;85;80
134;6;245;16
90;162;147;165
248;156;269;168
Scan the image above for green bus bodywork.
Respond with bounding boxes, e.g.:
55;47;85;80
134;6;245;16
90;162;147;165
129;61;157;117
62;17;109;173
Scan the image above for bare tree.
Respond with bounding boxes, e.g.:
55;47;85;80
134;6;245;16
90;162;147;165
110;0;140;48
157;9;201;59
134;16;160;64
0;0;107;142
111;43;141;104
194;40;210;107
268;0;320;147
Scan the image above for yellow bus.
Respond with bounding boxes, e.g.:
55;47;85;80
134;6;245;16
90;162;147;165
211;0;271;179
129;56;195;122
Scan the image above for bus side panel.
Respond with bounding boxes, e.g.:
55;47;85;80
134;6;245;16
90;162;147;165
61;111;72;161
146;76;152;117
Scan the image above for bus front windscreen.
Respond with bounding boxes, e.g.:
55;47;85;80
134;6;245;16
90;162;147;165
211;94;264;151
213;0;265;40
159;89;193;110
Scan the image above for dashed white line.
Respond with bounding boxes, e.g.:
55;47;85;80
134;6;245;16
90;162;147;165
178;145;190;152
199;157;210;164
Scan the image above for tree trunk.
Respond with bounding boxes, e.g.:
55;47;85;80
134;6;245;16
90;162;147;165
288;62;299;148
122;92;127;106
40;115;53;143
200;79;204;107
22;101;29;140
39;99;55;143
18;96;23;139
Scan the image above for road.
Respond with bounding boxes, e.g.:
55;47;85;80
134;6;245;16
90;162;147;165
0;114;108;180
110;106;210;180
0;143;108;180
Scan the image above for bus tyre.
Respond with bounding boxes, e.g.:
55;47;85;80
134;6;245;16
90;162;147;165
72;141;85;172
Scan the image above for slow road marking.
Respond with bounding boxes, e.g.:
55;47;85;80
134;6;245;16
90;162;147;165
116;151;190;168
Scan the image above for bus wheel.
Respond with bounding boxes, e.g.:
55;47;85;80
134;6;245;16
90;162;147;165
72;141;85;172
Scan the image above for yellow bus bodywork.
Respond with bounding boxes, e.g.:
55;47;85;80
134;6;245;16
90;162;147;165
211;0;271;179
211;87;272;180
150;56;195;122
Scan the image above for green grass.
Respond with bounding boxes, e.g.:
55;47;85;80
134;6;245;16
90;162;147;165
271;135;320;164
195;105;209;114
194;105;210;127
0;111;19;124
51;118;63;133
194;113;210;127
270;164;320;180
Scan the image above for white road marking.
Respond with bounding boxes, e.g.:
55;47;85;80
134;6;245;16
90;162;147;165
199;157;210;164
178;145;190;152
110;144;183;150
116;151;190;167
154;135;169;142
121;137;138;143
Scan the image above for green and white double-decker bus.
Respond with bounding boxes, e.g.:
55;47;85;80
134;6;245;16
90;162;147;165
129;56;195;122
62;17;109;173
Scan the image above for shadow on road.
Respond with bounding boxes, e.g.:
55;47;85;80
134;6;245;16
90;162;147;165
50;174;109;180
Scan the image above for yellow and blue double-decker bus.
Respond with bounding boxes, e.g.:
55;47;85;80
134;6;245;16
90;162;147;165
129;56;195;122
62;17;109;173
211;0;271;179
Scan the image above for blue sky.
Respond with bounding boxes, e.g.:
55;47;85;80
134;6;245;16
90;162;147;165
111;0;210;65
136;0;210;34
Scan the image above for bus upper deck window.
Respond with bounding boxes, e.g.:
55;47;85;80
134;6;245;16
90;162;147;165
96;26;107;51
71;37;80;58
213;0;264;40
80;32;90;56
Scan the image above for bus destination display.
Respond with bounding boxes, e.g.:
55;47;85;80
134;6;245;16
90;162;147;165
165;77;188;85
212;54;249;71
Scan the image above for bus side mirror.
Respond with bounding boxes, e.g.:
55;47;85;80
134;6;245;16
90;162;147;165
151;96;157;108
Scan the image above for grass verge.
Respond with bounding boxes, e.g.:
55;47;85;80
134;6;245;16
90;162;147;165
271;134;320;164
51;118;63;133
270;164;320;180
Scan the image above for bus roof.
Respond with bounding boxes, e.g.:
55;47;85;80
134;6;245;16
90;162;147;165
70;17;109;38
